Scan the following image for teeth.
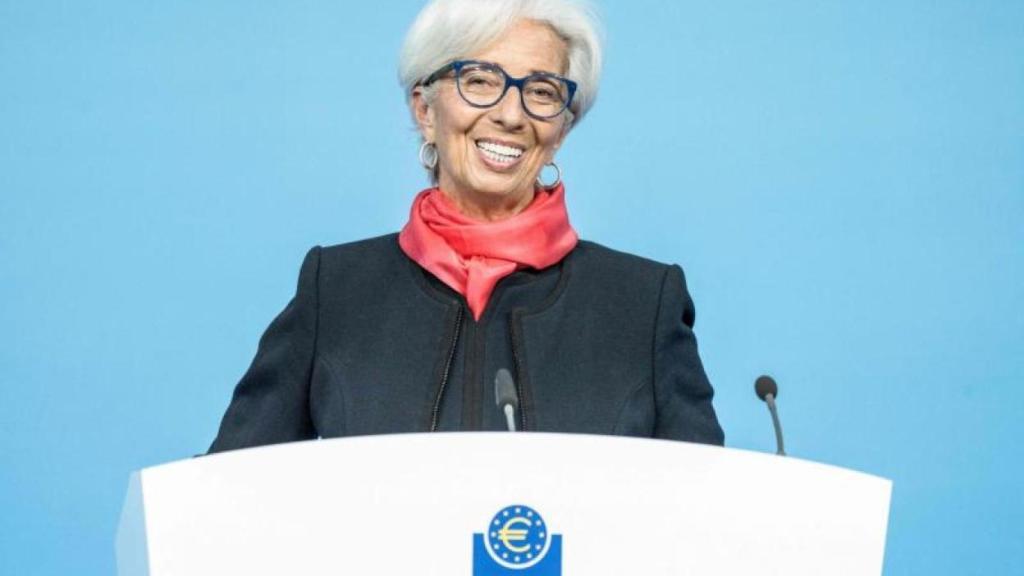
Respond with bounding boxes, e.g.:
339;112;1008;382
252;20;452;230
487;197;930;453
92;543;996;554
480;148;516;164
476;140;524;159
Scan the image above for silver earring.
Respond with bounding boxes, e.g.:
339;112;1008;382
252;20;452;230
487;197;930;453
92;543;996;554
419;141;438;171
536;161;562;189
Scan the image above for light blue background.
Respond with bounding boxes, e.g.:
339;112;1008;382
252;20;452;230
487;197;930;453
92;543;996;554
2;1;1021;574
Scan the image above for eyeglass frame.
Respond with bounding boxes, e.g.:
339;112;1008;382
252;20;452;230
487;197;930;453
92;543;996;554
419;59;578;120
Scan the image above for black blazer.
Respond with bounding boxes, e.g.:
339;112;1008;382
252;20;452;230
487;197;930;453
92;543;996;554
209;234;724;453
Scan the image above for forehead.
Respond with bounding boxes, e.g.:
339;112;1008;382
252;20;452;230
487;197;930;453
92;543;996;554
468;19;569;76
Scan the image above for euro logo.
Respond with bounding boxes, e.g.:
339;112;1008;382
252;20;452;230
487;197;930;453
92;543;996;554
473;505;562;575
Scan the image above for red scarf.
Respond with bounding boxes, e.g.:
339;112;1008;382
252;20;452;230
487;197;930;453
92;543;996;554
399;184;578;320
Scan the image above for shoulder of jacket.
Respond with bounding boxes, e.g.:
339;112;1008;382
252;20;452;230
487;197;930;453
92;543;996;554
317;233;400;263
573;239;674;279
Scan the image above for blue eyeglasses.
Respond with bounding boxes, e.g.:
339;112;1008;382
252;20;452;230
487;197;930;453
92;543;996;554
421;60;577;120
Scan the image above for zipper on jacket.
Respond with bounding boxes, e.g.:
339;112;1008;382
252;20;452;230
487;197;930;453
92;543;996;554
429;305;464;432
508;310;528;432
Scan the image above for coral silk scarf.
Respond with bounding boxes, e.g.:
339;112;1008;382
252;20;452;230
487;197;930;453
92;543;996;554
399;184;578;320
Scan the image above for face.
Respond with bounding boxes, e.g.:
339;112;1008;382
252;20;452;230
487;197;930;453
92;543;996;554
413;20;571;220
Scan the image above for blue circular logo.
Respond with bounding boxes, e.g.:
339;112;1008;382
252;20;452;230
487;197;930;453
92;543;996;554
484;504;551;570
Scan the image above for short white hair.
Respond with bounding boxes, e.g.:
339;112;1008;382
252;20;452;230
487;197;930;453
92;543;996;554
399;0;604;126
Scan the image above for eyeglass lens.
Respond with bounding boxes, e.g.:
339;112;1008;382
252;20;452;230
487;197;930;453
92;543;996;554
456;63;570;118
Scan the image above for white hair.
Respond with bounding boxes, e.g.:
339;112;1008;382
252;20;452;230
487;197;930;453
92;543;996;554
399;0;604;126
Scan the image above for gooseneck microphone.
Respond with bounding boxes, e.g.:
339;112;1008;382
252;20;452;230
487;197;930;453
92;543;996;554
494;369;519;432
755;375;786;456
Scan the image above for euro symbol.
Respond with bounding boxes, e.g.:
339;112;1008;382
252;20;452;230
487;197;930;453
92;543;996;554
497;517;532;553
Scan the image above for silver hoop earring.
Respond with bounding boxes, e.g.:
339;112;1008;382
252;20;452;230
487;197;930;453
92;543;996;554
419;141;438;171
536;161;562;189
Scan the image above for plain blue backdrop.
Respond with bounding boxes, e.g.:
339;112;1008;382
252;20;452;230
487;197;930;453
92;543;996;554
1;1;1021;574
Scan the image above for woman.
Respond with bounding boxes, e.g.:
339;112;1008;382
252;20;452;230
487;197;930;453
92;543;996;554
209;0;723;453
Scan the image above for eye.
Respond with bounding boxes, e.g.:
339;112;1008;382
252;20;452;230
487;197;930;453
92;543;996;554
530;86;557;98
525;79;563;103
460;65;503;88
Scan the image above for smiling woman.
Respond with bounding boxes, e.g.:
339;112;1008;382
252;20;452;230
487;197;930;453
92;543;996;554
207;0;724;453
411;19;573;219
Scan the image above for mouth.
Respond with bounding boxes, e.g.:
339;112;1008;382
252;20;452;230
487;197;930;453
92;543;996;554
475;139;525;170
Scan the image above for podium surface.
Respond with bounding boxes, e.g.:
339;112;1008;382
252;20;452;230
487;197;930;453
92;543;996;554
117;433;891;575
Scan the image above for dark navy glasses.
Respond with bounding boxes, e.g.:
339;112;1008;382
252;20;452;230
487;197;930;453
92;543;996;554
422;60;577;120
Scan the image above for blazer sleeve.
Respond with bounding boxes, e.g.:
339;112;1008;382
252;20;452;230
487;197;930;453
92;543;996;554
652;264;725;445
207;246;321;453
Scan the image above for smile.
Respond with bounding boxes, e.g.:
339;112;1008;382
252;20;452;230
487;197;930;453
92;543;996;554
476;139;525;167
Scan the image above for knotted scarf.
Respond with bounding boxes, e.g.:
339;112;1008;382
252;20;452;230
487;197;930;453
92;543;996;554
398;184;578;320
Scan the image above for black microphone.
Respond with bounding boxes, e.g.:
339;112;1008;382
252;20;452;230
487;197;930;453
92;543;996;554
755;375;786;456
494;368;519;432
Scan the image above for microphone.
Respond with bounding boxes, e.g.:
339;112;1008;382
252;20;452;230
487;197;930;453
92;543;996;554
494;368;519;432
755;375;786;456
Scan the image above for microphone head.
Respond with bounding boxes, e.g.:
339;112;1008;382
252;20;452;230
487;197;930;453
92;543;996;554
755;375;778;401
494;368;519;409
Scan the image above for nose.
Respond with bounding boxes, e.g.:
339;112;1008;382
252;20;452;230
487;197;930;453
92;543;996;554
487;86;528;131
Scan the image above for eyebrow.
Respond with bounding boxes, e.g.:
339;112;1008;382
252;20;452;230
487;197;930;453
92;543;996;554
477;59;563;77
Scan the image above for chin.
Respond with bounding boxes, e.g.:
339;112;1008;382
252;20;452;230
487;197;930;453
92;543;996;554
468;172;531;198
476;181;533;200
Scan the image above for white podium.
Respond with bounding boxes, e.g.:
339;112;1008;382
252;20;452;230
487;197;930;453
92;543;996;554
116;433;891;575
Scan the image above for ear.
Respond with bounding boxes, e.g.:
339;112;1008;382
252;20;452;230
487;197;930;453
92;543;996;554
549;116;572;161
411;86;436;143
